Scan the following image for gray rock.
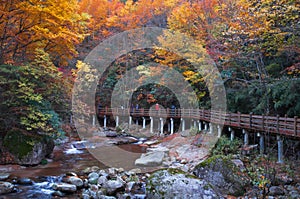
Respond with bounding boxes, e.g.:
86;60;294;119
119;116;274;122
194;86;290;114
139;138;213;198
89;184;98;198
1;130;54;165
193;156;250;196
88;172;99;184
146;168;220;199
17;177;33;185
98;196;116;199
103;179;125;195
68;176;83;187
82;193;90;199
0;181;14;195
105;131;118;137
135;151;165;166
52;191;66;197
98;176;108;185
52;182;77;193
0;173;10;181
269;186;284;196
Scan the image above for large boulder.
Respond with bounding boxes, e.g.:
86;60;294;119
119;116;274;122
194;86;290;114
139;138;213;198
0;182;14;195
135;151;165;167
193;155;251;197
1;129;54;165
146;168;220;199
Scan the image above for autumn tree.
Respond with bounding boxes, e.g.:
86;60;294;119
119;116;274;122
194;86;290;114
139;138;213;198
0;50;69;136
0;0;89;66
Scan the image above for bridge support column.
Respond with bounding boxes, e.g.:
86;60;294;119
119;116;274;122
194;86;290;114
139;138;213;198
150;117;153;133
217;125;222;137
277;136;284;163
129;116;132;126
92;115;96;127
136;119;139;125
258;133;264;155
142;117;146;129
198;120;202;131
115;116;119;127
160;118;164;136
209;123;214;134
243;129;249;146
229;127;235;141
181;118;185;132
170;118;174;135
193;120;197;128
104;115;107;128
204;122;208;131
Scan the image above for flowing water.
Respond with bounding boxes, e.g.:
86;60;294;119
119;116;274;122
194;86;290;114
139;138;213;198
1;137;148;198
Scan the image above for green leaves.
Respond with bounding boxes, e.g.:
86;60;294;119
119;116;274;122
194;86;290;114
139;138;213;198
0;50;69;136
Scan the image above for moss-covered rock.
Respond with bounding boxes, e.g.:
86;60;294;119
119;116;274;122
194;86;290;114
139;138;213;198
146;168;220;199
193;155;251;196
2;129;54;165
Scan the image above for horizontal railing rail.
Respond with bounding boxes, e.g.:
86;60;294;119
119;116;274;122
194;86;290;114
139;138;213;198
95;107;300;138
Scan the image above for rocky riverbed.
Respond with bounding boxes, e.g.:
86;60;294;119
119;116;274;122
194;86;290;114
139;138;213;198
1;126;300;198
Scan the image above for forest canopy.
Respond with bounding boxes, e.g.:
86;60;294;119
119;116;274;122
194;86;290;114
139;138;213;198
0;0;299;136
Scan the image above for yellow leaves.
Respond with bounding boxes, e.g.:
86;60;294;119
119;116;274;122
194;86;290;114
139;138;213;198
0;0;89;66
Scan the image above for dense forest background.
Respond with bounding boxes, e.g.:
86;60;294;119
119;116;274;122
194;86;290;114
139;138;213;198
0;0;299;137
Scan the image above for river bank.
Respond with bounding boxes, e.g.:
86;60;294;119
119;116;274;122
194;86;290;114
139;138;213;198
1;128;300;198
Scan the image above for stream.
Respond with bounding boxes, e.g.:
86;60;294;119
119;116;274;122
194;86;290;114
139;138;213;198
0;136;148;199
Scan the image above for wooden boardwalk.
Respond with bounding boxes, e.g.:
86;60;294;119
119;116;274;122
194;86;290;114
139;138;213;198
98;108;300;138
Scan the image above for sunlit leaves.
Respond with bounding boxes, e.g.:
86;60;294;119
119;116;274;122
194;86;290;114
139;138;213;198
0;0;89;66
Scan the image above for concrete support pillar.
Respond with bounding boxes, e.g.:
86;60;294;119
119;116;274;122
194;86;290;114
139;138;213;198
277;135;284;163
92;115;96;127
229;127;234;141
217;125;222;137
181;118;185;132
150;117;153;134
258;133;264;155
193;120;197;128
142;117;146;129
209;123;213;134
198;120;202;131
204;122;208;131
104;115;107;128
129;116;132;126
243;129;249;146
160;118;164;136
115;116;119;127
170;118;174;135
136;119;139;125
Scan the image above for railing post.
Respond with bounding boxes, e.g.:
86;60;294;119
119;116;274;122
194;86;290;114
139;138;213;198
284;114;287;132
238;112;241;127
262;114;265;131
276;115;280;134
294;116;298;136
250;112;253;129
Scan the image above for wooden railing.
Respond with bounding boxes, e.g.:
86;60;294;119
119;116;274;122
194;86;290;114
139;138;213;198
97;108;300;138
